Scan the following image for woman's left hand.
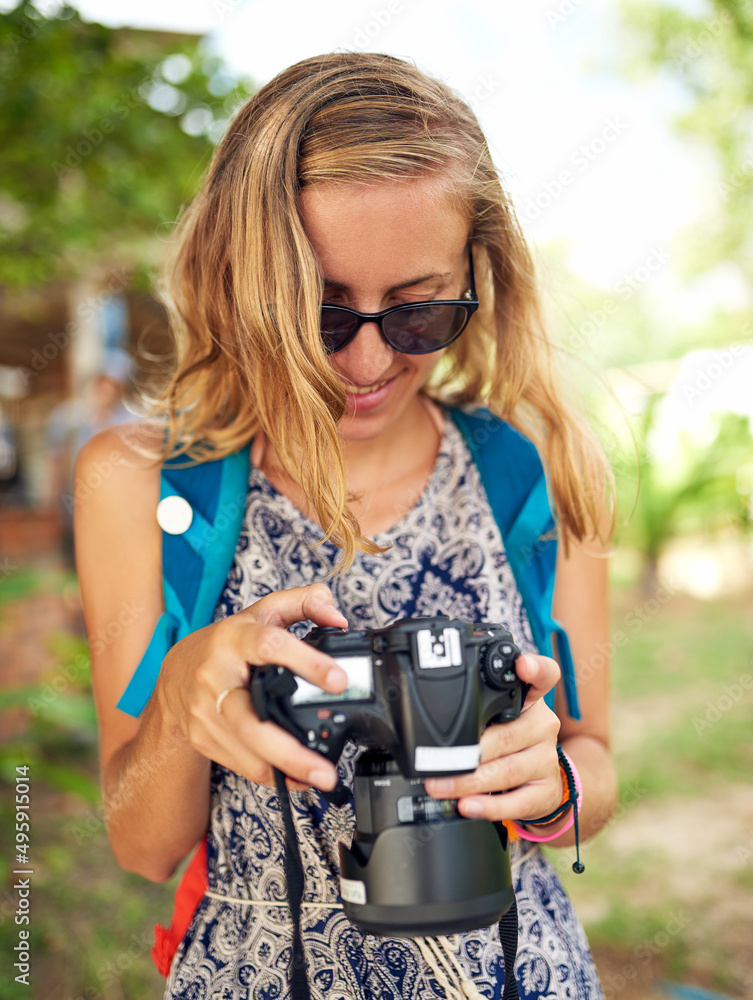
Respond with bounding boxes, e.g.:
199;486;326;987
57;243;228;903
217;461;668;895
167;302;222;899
424;653;563;823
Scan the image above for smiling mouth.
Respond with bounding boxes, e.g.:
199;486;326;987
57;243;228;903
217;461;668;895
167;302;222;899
346;377;392;396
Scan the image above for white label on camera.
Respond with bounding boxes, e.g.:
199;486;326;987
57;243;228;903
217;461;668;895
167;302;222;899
416;627;462;669
414;744;480;772
340;877;367;905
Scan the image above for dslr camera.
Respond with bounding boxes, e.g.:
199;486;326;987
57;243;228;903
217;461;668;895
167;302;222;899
251;616;528;937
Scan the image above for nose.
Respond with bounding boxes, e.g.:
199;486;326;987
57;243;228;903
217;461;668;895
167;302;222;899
332;320;397;384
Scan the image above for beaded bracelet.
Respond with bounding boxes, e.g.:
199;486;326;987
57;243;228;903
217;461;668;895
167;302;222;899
512;746;585;873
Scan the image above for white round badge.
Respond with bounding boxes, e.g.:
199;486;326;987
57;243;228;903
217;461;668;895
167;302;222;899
156;495;193;535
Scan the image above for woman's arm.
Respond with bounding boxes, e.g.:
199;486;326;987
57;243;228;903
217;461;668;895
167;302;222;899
74;425;201;882
75;426;350;883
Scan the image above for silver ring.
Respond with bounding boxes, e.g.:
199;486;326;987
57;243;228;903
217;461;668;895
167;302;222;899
215;685;246;716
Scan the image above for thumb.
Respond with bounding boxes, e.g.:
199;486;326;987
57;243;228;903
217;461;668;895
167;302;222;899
516;653;560;709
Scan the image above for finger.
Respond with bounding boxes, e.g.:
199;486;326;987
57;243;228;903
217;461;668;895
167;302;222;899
215;695;340;790
238;622;348;693
515;653;560;710
241;584;348;632
457;777;561;823
426;743;536;800
477;702;560;764
425;713;559;795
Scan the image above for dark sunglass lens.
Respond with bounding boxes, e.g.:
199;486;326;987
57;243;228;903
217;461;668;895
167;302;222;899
321;308;358;353
383;304;468;353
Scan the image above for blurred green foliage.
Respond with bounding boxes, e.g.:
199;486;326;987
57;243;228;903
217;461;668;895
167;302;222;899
615;403;752;589
0;625;99;803
0;1;253;287
621;0;753;282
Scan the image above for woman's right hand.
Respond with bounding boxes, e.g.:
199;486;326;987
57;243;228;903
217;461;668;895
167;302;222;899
156;583;350;792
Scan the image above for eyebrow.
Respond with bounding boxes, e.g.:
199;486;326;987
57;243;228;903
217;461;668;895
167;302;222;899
322;271;453;292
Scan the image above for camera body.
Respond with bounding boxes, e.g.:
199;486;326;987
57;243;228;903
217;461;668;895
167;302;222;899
250;616;528;937
250;616;527;779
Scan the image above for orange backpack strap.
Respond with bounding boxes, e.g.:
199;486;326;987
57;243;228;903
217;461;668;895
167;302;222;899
151;837;209;977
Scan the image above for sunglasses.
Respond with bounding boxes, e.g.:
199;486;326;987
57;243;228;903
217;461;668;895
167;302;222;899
321;246;478;355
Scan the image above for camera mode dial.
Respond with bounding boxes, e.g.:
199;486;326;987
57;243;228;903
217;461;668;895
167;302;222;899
478;637;520;691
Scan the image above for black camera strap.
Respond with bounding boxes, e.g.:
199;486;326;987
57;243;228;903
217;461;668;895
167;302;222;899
498;898;520;1000
274;767;312;1000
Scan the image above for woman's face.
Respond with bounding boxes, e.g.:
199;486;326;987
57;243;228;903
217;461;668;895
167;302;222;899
298;175;471;445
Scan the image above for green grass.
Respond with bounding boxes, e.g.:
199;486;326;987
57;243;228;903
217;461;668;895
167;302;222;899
585;904;692;979
609;588;753;797
610;589;753;702
0;566;50;607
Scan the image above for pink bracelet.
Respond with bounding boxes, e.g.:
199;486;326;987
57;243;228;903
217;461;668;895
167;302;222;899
512;749;583;843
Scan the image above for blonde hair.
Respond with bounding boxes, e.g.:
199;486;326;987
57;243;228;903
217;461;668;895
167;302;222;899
155;52;612;569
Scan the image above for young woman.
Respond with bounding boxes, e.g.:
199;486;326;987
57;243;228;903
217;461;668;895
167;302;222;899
75;53;617;999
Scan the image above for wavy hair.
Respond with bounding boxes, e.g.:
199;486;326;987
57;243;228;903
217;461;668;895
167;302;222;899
153;52;612;570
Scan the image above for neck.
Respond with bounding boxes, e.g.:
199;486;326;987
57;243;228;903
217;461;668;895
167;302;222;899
339;395;443;493
254;394;444;534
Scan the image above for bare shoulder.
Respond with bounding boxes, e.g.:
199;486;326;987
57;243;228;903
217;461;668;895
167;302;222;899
74;420;164;602
74;421;163;490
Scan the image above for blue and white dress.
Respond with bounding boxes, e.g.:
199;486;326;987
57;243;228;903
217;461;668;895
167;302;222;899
164;414;604;1000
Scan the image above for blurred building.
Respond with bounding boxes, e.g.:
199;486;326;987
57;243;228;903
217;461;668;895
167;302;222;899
0;277;171;560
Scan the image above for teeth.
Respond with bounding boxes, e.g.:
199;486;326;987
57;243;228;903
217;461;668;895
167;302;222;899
348;379;388;396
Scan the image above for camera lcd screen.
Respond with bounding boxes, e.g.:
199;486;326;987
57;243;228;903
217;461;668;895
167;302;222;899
290;655;374;705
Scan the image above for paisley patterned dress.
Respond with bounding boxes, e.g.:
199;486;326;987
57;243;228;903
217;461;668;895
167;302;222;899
164;413;604;1000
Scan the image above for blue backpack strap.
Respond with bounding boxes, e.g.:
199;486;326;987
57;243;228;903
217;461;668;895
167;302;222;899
450;407;580;720
117;446;251;718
